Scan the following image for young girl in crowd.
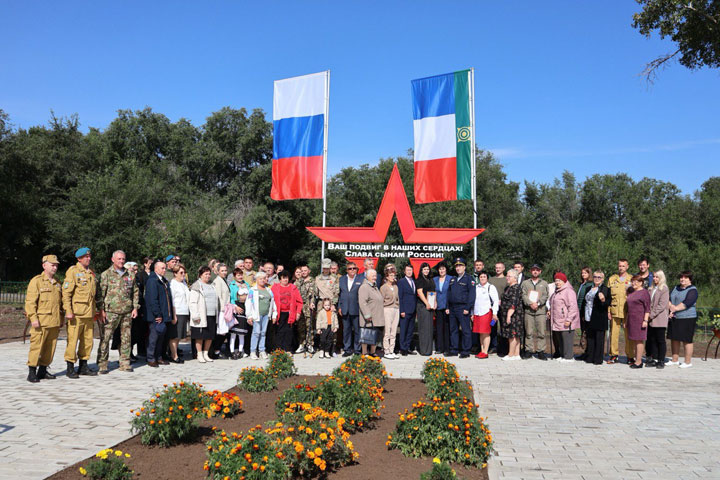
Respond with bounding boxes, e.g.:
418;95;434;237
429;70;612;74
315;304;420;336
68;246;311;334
316;299;338;358
228;269;250;359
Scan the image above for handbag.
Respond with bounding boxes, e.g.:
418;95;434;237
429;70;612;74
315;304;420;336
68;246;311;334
360;324;377;344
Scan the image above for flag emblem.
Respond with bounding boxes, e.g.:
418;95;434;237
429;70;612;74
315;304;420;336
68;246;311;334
457;127;471;142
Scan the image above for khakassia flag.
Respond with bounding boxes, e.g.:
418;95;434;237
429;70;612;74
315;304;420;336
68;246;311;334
411;70;472;204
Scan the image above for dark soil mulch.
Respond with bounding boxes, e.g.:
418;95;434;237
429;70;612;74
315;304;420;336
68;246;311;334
47;375;489;480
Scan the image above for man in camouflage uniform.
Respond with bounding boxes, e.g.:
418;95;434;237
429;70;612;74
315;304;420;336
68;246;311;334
294;263;317;354
315;259;340;356
243;256;257;286
62;247;99;378
24;255;63;383
330;261;340;282
96;250;140;374
315;259;340;309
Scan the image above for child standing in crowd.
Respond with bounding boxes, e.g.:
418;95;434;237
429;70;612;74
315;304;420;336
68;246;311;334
229;268;250;359
229;284;249;360
316;299;338;358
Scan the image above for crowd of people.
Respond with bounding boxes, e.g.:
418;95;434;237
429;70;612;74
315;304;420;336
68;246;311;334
23;248;700;382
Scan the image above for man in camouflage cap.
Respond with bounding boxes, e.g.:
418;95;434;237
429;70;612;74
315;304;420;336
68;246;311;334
95;250;140;374
62;247;99;377
24;255;63;383
294;263;317;354
315;258;339;308
315;259;339;355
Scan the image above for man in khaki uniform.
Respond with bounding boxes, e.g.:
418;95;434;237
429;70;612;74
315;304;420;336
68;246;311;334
330;261;340;282
294;264;317;354
62;247;99;377
607;259;632;364
243;256;257;286
96;250;139;374
521;264;550;360
25;255;64;383
315;259;340;309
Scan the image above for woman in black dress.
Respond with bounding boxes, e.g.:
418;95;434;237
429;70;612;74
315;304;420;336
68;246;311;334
499;269;524;361
415;262;436;356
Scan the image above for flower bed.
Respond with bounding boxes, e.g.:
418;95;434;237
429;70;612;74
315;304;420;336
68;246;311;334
388;358;494;471
50;358;490;480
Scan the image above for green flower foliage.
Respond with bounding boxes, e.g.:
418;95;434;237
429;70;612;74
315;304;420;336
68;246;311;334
205;428;289;480
80;449;133;480
238;366;278;393
268;349;297;379
129;381;211;447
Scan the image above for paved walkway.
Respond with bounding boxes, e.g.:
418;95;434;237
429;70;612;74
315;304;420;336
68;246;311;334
1;340;718;479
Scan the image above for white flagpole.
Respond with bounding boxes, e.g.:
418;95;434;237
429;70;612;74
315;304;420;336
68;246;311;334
321;70;330;263
469;68;478;261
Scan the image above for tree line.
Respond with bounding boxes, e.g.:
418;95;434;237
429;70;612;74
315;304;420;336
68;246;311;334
1;107;719;305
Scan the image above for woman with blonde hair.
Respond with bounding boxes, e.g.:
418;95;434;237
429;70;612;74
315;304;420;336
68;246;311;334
646;270;670;368
380;264;400;359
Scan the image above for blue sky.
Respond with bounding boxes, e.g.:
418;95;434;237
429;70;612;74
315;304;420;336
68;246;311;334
2;1;718;194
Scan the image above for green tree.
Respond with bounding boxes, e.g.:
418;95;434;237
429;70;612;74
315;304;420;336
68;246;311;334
633;0;720;81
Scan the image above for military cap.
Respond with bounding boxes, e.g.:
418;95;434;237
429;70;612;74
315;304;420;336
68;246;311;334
42;254;60;264
453;257;466;266
165;254;177;262
75;247;91;258
321;258;332;268
530;263;542;270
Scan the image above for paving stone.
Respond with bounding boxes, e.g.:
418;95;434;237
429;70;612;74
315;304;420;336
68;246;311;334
0;339;719;479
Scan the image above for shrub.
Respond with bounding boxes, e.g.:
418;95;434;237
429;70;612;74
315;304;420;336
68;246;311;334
130;381;210;446
238;366;278;393
421;358;473;403
205;428;289;480
314;373;384;432
421;357;458;382
421;458;462;480
206;390;244;419
79;449;132;480
274;381;319;417
333;354;388;385
429;376;474;404
269;349;297;379
271;402;358;476
387;397;493;468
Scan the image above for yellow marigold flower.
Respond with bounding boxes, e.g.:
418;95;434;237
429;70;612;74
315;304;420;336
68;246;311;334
78;467;87;475
115;450;122;457
433;457;441;464
125;453;131;458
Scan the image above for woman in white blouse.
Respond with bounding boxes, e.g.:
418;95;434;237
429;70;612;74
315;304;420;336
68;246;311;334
169;264;190;363
473;271;499;359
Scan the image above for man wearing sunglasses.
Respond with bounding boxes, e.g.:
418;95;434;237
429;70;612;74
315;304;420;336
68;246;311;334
338;262;364;356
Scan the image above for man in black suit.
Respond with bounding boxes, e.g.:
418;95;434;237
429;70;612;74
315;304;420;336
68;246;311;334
397;264;417;356
338;263;364;356
143;261;174;367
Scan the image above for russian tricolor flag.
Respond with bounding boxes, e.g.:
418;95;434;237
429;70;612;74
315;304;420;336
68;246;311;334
271;72;328;200
411;70;472;204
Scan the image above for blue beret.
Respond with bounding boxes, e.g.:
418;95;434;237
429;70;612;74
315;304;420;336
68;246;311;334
453;257;466;266
165;254;176;262
75;247;91;258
